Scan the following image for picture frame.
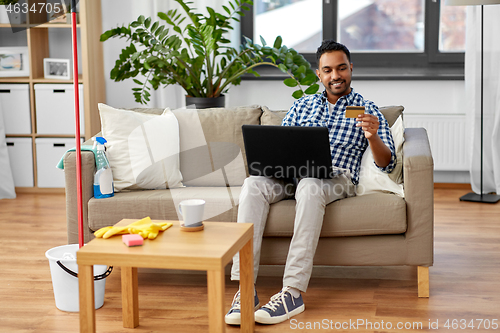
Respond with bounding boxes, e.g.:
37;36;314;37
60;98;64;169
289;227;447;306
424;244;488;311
43;58;71;80
0;47;30;77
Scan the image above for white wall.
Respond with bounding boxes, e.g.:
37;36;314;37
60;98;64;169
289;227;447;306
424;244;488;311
227;80;467;115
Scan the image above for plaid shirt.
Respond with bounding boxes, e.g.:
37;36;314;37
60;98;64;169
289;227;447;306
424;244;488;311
281;89;396;185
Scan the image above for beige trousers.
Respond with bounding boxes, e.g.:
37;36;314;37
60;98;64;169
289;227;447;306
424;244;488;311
231;175;355;292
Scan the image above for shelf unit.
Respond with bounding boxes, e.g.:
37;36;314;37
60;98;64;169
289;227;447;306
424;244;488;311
1;0;105;192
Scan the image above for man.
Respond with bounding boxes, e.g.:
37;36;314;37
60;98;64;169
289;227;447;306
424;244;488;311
225;40;396;325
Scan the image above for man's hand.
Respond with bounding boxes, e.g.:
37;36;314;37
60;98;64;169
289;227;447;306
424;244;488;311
356;113;392;168
356;114;379;140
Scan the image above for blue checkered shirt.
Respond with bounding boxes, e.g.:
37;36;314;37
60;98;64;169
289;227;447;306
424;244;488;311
281;89;396;185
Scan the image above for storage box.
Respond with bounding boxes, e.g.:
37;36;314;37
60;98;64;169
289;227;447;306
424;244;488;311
36;138;82;188
35;84;84;135
0;84;31;135
6;137;34;187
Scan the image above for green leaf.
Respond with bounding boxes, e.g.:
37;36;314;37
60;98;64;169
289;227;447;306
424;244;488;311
296;65;306;74
243;36;253;46
146;56;159;63
158;12;168;21
261;47;272;56
155;25;165;37
304;84;320;95
173;26;182;34
151;21;159;32
100;30;113;42
273;36;282;49
300;73;318;86
283;78;298;87
292;89;304;99
278;64;287;73
207;6;216;18
285;53;294;67
260;35;267;46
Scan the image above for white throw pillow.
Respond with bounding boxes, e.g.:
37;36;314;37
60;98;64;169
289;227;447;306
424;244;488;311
357;115;405;197
98;103;183;191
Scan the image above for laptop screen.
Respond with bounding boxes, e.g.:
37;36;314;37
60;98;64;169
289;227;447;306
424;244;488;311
242;125;336;179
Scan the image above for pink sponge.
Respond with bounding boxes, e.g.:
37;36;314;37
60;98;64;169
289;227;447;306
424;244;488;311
122;234;144;247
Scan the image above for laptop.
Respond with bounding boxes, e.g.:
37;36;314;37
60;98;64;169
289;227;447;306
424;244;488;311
242;125;335;179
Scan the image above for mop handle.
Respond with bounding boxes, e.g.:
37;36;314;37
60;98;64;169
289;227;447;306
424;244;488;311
70;0;83;249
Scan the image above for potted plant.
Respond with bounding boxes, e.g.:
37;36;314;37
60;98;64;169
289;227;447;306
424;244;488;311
100;0;319;108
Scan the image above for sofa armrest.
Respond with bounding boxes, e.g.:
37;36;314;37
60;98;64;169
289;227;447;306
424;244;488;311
402;128;434;266
64;150;96;244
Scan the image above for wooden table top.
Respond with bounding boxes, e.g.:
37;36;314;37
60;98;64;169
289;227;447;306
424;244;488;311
77;220;253;271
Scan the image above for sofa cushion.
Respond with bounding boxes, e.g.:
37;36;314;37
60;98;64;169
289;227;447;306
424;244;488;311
172;106;262;187
263;193;406;237
88;186;242;231
357;115;405;197
379;105;404;128
89;189;406;237
261;106;288;126
98;104;183;191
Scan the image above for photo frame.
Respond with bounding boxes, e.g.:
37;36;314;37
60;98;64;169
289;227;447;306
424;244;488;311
43;58;71;80
0;47;30;77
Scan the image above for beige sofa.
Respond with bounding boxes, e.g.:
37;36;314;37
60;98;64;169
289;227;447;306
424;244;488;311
64;105;434;297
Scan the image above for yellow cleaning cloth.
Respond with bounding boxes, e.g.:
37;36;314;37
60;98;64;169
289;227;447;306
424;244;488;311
94;217;173;240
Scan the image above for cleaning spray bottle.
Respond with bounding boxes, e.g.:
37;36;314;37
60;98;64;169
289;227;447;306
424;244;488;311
92;137;114;199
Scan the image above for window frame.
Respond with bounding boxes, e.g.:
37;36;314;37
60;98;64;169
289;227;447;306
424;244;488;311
240;0;464;70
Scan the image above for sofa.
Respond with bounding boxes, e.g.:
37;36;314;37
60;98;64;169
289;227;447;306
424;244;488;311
64;104;434;297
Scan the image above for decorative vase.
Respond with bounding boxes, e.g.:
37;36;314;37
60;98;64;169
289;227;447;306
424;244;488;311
185;94;225;109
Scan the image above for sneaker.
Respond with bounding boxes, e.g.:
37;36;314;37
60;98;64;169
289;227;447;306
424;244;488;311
254;286;305;324
225;290;260;325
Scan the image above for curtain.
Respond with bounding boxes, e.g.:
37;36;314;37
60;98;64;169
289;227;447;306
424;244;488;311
465;6;500;195
0;102;16;199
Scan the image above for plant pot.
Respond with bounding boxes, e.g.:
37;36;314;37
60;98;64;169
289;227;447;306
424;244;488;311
185;94;225;109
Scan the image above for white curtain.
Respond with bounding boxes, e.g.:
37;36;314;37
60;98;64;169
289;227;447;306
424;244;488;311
101;0;182;109
0;102;16;199
465;6;500;194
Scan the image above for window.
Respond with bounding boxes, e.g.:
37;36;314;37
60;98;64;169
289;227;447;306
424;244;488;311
439;3;466;52
242;0;465;69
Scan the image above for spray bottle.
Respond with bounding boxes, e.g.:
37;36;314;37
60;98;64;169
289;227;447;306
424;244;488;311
92;137;114;199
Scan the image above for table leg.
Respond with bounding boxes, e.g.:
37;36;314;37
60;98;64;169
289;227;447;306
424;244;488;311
121;267;139;328
207;268;225;333
79;264;95;333
239;237;254;333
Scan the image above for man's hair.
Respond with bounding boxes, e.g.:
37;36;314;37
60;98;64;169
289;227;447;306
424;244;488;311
316;40;351;66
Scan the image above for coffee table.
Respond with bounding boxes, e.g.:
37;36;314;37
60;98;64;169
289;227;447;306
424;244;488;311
77;220;254;333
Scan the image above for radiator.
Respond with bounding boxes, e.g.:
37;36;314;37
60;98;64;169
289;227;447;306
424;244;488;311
404;114;469;171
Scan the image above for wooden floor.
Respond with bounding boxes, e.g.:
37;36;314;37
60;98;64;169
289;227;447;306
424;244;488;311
1;189;499;332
